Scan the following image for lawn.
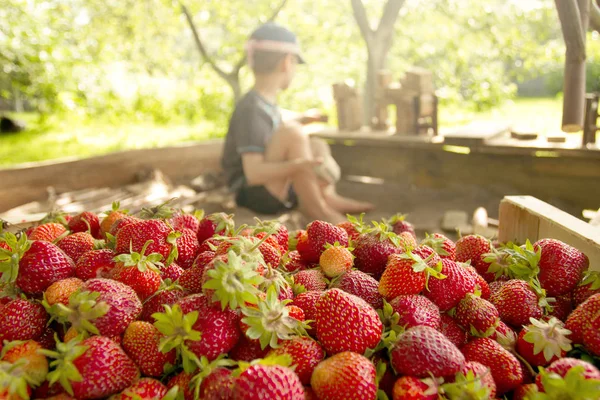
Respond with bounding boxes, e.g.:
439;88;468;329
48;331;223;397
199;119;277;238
0;97;563;167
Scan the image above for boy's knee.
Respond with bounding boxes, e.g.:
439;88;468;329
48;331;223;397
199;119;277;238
276;122;306;142
309;137;331;155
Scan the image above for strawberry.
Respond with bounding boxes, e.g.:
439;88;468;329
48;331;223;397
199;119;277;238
421;233;456;260
513;383;539;400
462;264;491;299
166;371;194;400
535;358;600;395
291;291;321;336
565;293;600;344
28;223;67;242
298;221;348;264
281;250;311;273
392;376;437;400
336;221;360;242
534;238;589;296
353;223;410;279
100;202;128;238
455;234;492;280
44;277;84;306
75;249;116;280
122;321;176;377
548;294;572;321
461;337;523;394
516;317;572;367
171;212;200;233
41;335;139;399
192;365;235;400
292;269;328;293
296;231;320;264
16;240;76;294
0;298;47;341
388;214;416;239
192;250;217;269
438;314;468;348
573;271;600;305
379;248;443;300
38;326;58;349
260;266;293;301
177;259;212;294
489;279;543;328
583;311;600;356
111;240;163;301
268;336;325;385
456;361;496;398
115;219;177;261
455;293;499;337
197;212;234;245
253;219;289;252
319;244;353;278
330;269;383;310
160;262;184;281
311;352;377;400
424;259;476;311
57;232;97;263
389;294;441;329
110;378;168;400
488;280;506;297
198;237;224;254
109;215;140;237
232;361;304;400
254;231;282;254
390;325;465;378
315;289;382;355
139;287;186;323
229;334;270;362
2;340;49;388
174;228;200;269
68;211;101;239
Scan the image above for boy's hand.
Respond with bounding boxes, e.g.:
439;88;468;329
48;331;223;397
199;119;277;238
300;109;328;125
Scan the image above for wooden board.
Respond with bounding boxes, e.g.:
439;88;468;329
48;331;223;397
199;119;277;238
0;141;224;213
443;121;511;146
498;195;600;271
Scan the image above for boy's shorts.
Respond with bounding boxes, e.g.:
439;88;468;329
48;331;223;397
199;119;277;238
235;184;298;215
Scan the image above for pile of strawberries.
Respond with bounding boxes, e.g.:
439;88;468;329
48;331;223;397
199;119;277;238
0;203;599;400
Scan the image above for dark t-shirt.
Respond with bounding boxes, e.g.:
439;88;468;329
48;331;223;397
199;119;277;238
221;90;282;192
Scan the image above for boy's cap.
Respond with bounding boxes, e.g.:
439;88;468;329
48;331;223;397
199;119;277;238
247;23;306;66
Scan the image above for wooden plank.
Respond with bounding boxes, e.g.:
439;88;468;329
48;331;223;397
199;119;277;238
498;195;600;271
442;121;511;146
0;141;224;213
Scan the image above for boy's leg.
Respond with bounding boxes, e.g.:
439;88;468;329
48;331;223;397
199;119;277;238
263;123;346;224
308;137;375;214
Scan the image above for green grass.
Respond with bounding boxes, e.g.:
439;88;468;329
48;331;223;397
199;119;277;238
0;96;563;167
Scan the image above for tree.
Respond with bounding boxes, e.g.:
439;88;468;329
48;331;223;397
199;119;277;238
351;0;406;126
180;0;288;102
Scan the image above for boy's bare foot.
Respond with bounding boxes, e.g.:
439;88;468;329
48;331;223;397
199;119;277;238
325;193;375;214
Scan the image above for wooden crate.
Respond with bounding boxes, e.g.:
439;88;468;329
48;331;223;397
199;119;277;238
499;195;600;271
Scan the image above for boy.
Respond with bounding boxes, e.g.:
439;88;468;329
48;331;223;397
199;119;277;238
221;23;373;224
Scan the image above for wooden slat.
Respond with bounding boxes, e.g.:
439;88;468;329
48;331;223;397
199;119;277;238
498;195;600;271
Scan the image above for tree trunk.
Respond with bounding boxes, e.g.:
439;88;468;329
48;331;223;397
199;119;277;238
591;0;600;31
365;44;387;127
555;0;589;132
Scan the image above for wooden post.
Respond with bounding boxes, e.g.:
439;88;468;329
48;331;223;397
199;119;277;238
332;82;363;132
555;0;590;132
372;70;393;130
498;195;600;272
583;93;599;146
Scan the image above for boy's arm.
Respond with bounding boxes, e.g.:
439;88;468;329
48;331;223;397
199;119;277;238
281;108;328;125
241;153;321;186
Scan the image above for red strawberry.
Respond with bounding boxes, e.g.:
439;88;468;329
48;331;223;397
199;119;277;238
293;269;327;292
109;215;140;237
68;211;101;239
444;361;497;399
2;339;49;387
330;269;383;310
17;240;76;294
513;383;539;400
140;287;186;323
583;311;600;356
110;378;167;400
455;234;492;279
254;231;282;254
455;293;499;337
353;224;409;279
565;293;600;344
573;271;600;305
489;279;543;328
197;212;234;245
171;212;200;233
38;326;58;349
253;219;289;252
229;334;270;362
268;336;325;385
115;219;176;260
379;248;442;300
28;222;67;242
296;231;320;264
421;233;456;260
488;280;507;297
166;371;194;400
122;321;176;377
175;228;200;269
516;317;572;367
534;238;589;296
389;214;416;239
391;325;465;378
233;362;304;400
177;260;212;294
0;298;47;341
100;203;128;238
389;294;441;329
461;337;523;394
42;335;139;399
462;264;491;299
291;291;321;336
196;366;235;400
57;232;96;262
281;250;311;273
75;249;116;280
44;277;84;306
160;262;184;281
111;241;163;301
193;250;217;269
198;237;224;254
549;294;572;321
298;220;348;264
392;376;437;400
311;352;377;400
424;259;476;311
438;314;468;348
315;289;382;355
336;221;360;242
535;357;600;394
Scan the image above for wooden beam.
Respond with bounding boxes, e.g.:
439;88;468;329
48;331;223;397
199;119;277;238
498;196;600;272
